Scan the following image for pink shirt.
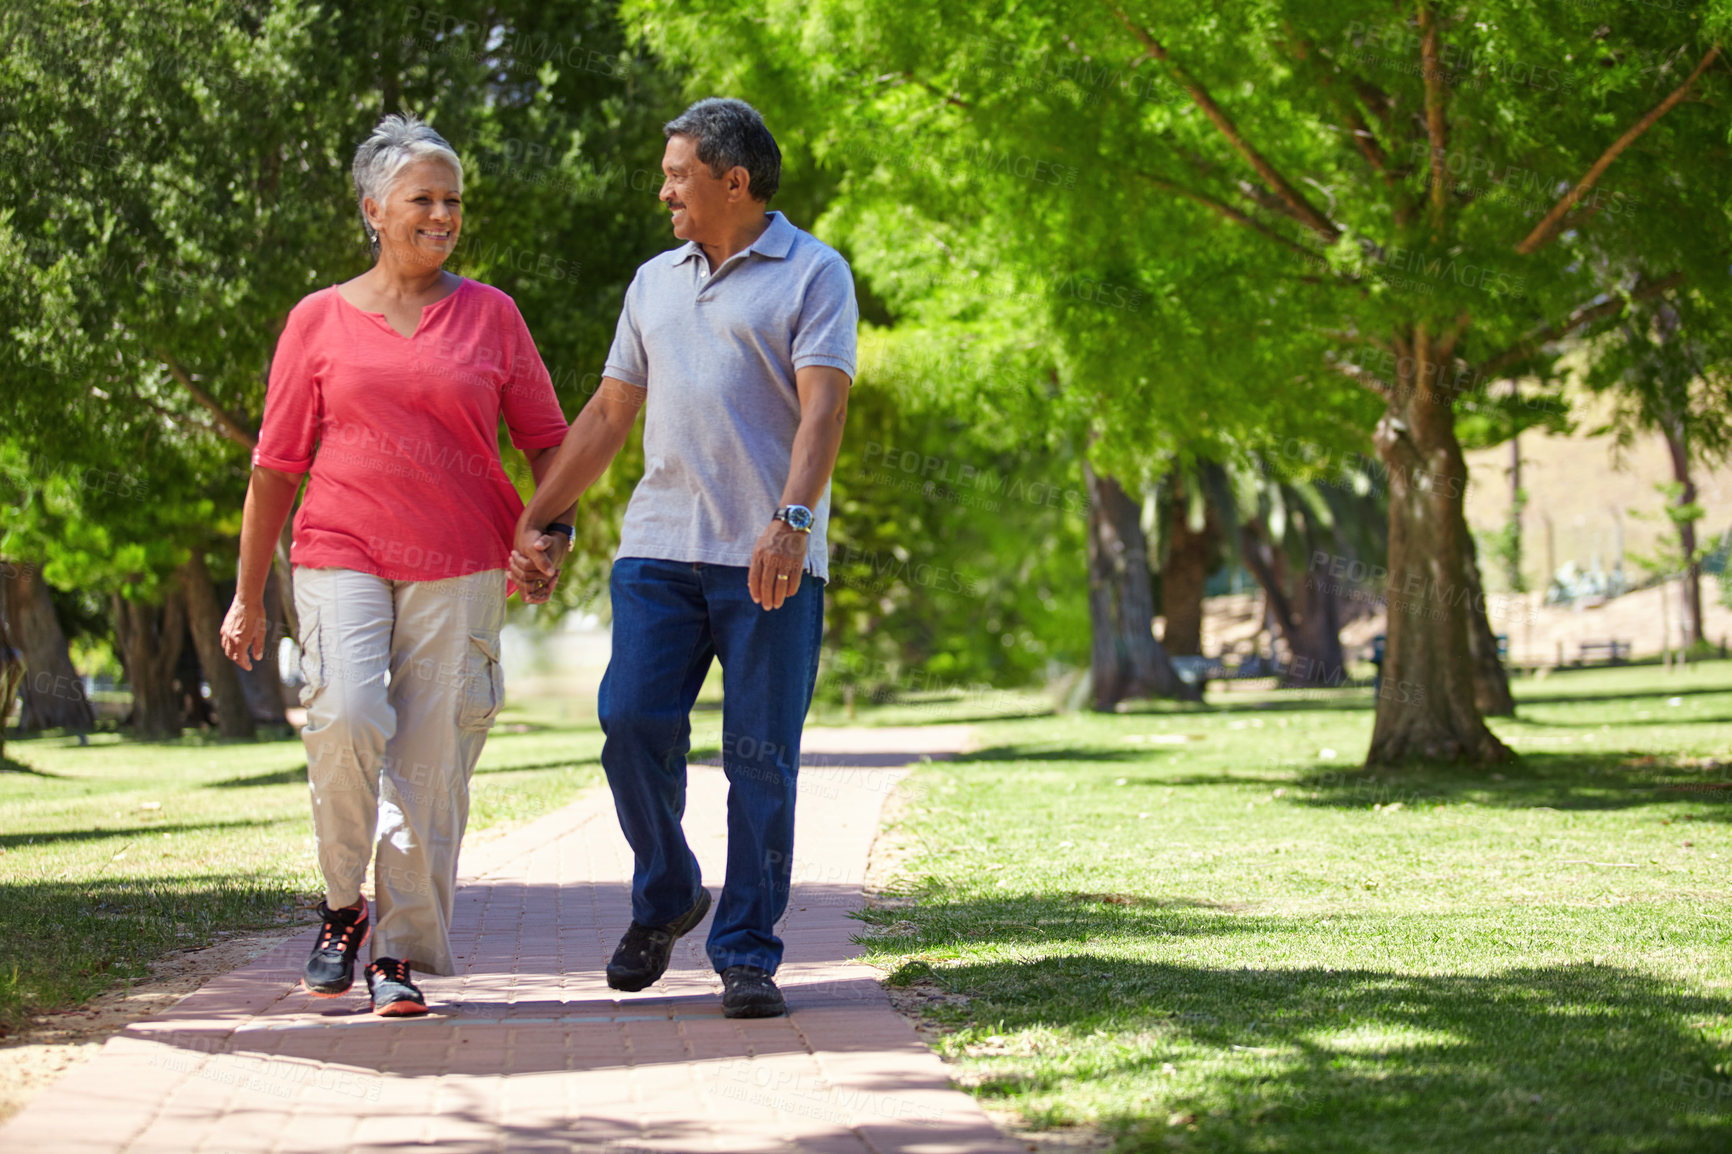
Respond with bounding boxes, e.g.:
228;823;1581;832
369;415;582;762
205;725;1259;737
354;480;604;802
254;279;569;581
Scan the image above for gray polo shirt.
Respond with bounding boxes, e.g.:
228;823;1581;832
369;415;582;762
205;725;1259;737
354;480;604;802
602;211;858;582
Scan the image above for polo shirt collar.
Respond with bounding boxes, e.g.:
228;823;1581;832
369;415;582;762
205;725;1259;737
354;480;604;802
748;211;795;259
672;211;795;267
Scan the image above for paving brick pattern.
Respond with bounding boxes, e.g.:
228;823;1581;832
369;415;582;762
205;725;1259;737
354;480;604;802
0;725;1018;1154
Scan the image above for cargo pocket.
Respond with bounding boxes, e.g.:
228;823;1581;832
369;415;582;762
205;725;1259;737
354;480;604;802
457;631;505;731
296;609;325;708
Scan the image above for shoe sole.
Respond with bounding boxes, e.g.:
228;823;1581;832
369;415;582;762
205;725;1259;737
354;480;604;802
300;921;371;997
722;999;787;1020
373;999;429;1017
606;888;713;992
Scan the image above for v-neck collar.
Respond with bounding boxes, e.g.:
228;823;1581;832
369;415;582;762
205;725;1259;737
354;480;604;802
333;276;468;341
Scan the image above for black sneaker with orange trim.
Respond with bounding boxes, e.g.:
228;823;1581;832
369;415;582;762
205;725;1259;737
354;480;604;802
301;899;370;996
365;957;428;1016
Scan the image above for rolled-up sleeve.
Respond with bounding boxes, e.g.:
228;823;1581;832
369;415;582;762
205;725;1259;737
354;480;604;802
600;273;649;388
253;305;318;473
500;302;568;451
791;258;858;379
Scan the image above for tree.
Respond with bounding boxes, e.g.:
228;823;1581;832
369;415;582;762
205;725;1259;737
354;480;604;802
0;0;363;735
0;558;94;733
2;0;692;732
1154;466;1224;660
819;383;1092;707
1583;288;1732;649
1084;464;1199;706
179;550;253;738
625;0;1731;763
1202;456;1387;687
0;586;24;760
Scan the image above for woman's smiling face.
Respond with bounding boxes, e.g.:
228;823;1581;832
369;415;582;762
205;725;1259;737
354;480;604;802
367;156;462;268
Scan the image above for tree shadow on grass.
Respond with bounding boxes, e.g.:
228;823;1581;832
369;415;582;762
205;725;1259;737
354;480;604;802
904;952;1729;1152
952;745;1732;821
1515;712;1732;728
1512;683;1732;709
0;756;62;777
857;893;1297;950
866;706;1053;724
950;745;1168;765
1198;680;1732;718
1207;693;1380;714
0;817;287;850
1283;753;1732;820
207;766;308;788
206;758;602;790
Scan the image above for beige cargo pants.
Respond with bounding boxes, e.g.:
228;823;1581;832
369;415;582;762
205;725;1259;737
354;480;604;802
293;566;506;975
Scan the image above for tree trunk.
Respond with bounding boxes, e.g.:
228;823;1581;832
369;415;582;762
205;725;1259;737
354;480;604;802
1367;323;1513;765
112;589;186;740
1241;522;1351;687
175;635;215;730
1463;531;1515;717
0;588;25;760
1084;463;1198;708
234;564;288;726
0;560;95;732
1240;524;1301;657
1505;382;1525;592
178;551;255;739
1161;477;1215;657
1293;555;1348;686
1663;424;1704;648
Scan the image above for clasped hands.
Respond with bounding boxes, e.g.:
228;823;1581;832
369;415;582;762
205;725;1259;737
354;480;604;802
510;512;810;610
510;509;573;605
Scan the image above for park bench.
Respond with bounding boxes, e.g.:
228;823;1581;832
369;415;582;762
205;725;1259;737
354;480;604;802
1170;655;1230;687
1577;639;1630;666
1170;654;1289;688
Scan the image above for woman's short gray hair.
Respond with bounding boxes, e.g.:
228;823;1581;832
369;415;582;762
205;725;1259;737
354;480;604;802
351;113;463;257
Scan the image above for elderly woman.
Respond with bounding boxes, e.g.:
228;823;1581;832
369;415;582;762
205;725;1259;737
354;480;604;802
221;113;575;1015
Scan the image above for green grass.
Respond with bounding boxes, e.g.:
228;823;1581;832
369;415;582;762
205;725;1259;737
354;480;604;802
0;697;603;1035
858;662;1732;1152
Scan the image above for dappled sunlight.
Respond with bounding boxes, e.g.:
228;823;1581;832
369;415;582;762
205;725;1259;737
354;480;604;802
859;664;1732;1147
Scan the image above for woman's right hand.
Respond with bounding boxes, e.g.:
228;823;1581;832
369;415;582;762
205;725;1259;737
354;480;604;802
221;597;269;670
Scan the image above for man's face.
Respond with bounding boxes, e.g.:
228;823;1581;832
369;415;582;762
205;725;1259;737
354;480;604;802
659;133;733;243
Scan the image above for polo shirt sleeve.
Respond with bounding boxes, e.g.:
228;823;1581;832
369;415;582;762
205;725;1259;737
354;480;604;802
791;257;858;379
253;301;319;474
500;300;569;451
601;272;649;388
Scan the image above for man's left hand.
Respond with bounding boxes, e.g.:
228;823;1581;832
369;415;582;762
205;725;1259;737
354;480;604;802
749;520;809;610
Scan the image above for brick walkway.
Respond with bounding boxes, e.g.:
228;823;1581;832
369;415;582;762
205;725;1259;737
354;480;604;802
0;725;1019;1154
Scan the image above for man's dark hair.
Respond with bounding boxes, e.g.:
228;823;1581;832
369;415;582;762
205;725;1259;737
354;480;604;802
664;97;781;203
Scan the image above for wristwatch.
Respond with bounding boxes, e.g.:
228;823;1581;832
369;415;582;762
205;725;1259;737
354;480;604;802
773;504;815;533
544;521;576;548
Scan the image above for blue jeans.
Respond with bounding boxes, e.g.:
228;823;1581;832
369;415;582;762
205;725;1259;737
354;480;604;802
598;557;824;974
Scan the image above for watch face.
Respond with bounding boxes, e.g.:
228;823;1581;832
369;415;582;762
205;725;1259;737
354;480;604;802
784;505;814;530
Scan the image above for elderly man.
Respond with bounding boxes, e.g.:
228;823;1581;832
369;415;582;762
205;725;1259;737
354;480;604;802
515;98;856;1017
